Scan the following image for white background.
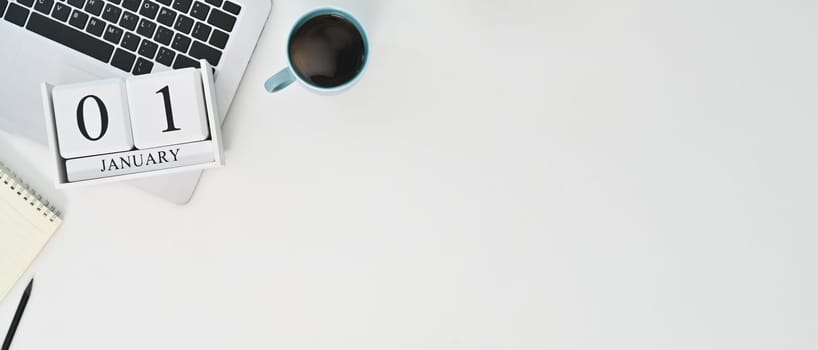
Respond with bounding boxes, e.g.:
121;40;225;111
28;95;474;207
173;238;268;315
2;0;818;349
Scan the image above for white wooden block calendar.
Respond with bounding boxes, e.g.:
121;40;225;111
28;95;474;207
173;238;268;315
41;60;224;188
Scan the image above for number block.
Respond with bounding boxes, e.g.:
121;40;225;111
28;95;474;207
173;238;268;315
126;68;210;149
51;79;134;159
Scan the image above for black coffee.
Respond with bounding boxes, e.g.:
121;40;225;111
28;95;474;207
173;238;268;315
288;14;366;88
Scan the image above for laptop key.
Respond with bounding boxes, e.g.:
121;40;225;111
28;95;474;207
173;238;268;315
18;0;33;8
156;6;174;26
170;32;190;52
191;21;209;41
156;0;170;6
51;2;69;21
107;0;121;5
203;0;219;8
111;48;135;71
101;3;119;22
26;12;114;62
121;0;138;12
222;0;238;15
208;28;226;49
86;16;105;35
173;13;191;33
138;39;157;58
139;0;158;19
103;23;122;43
34;0;53;14
68;8;87;29
206;8;233;32
189;1;207;21
154;25;172;45
119;10;136;30
172;54;199;69
4;3;28;25
0;0;7;16
136;18;155;37
121;31;140;50
132;57;153;74
188;40;219;66
66;0;83;9
155;46;174;66
171;0;190;13
84;0;101;16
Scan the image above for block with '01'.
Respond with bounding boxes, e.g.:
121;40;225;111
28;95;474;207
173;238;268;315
41;60;224;187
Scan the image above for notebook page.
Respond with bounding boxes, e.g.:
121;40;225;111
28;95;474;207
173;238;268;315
0;171;62;302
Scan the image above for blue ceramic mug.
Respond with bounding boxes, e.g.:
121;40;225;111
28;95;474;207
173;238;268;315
264;7;369;94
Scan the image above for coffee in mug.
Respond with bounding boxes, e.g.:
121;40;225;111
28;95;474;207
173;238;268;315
264;8;369;93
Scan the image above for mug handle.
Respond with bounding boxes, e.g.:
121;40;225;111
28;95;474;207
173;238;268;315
264;68;296;93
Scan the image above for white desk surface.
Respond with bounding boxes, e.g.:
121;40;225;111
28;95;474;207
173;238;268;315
1;0;817;348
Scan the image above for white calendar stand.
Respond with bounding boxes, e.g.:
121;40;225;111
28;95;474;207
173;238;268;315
40;60;225;188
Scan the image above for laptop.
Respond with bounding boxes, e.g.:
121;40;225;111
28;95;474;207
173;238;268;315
0;0;271;204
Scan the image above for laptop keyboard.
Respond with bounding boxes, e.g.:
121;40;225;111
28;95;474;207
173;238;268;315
0;0;240;75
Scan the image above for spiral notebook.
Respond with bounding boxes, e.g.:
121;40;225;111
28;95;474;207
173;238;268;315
0;161;62;302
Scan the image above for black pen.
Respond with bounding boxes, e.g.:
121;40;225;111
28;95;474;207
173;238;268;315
2;279;33;350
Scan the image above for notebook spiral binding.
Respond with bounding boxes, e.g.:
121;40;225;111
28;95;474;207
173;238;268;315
0;161;61;223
